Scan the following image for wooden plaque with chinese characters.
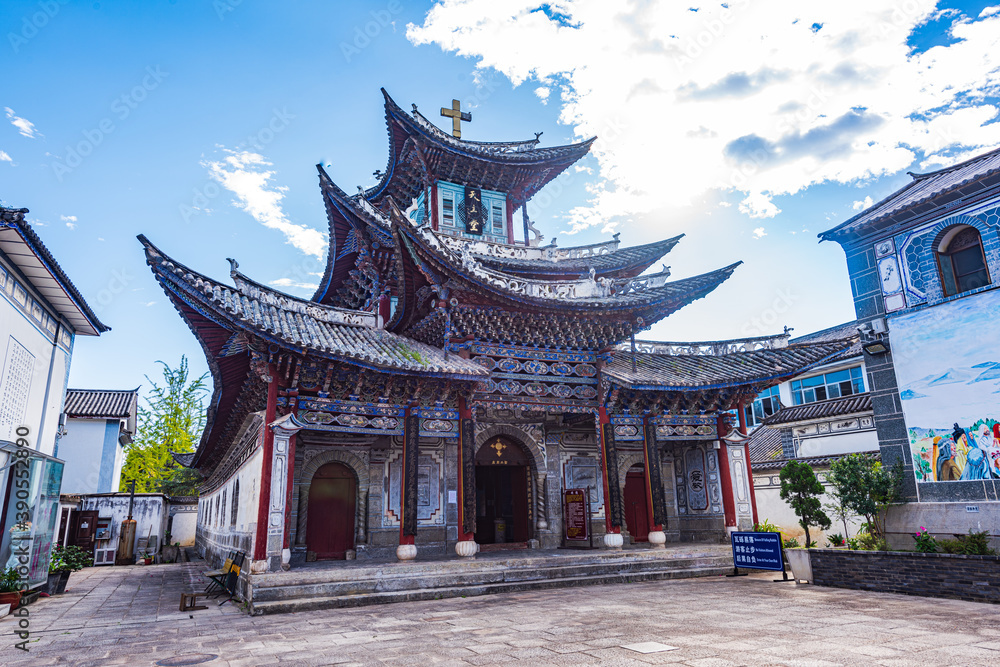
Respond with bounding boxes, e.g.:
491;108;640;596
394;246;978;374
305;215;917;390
464;186;485;235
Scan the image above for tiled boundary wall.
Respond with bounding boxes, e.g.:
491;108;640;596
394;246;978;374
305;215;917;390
810;549;1000;603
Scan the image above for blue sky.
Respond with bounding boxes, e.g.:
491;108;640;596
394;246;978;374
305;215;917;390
1;1;998;396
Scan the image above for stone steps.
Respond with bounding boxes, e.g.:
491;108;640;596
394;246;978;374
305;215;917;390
248;549;733;615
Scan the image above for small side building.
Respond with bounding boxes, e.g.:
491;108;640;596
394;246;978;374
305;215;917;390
747;321;880;545
59;388;138;494
0;205;109;586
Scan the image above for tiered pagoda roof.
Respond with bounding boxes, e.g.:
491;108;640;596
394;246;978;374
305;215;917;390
604;335;854;414
388;215;741;348
140;235;487;469
365;89;595;207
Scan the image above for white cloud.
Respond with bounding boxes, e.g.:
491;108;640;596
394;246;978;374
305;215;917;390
5;107;40;138
0;150;11;162
61;215;77;230
202;150;327;258
853;195;874;211
752;227;767;239
407;1;1000;232
270;277;320;291
145;301;156;307
739;192;780;219
534;86;551;104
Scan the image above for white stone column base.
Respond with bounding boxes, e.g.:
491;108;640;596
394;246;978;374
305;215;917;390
648;530;666;548
281;548;291;570
603;532;624;549
455;540;477;558
396;544;418;561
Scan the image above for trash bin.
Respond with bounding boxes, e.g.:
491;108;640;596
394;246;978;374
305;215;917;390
494;518;507;543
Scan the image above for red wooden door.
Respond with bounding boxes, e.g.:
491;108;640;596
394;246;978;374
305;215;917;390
624;471;649;542
307;463;356;560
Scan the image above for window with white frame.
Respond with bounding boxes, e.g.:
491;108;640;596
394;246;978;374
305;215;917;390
441;192;455;227
791;366;865;405
491;201;505;234
744;385;781;427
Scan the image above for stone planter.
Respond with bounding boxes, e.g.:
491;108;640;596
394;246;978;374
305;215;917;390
45;572;71;595
810;549;1000;603
161;545;179;563
784;548;813;583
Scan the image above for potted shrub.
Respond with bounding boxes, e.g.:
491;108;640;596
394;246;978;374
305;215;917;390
48;544;93;594
0;566;25;612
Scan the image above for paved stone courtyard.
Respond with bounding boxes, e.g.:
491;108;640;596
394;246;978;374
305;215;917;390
2;560;999;666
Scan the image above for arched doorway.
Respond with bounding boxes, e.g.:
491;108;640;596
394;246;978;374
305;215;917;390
474;436;531;545
623;464;649;542
307;462;356;560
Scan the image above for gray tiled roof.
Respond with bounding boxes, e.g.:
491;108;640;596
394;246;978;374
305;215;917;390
820;146;1000;241
747;426;783;465
476;236;681;277
1;206;109;335
139;236;489;380
791;320;862;363
64;388;138;419
763;393;872;426
170;452;195;467
604;341;851;390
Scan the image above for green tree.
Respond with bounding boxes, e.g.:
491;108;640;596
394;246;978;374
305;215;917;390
823;482;856;541
827;453;905;540
120;357;208;494
778;460;831;548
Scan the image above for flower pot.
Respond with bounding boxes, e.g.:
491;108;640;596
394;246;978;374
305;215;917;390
161;545;179;563
0;591;22;611
784;548;813;583
46;573;62;594
54;571;70;594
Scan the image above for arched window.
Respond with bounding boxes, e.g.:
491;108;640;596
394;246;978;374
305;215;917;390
937;225;990;296
231;480;239;527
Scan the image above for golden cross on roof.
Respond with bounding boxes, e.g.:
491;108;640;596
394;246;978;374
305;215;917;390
440;99;472;139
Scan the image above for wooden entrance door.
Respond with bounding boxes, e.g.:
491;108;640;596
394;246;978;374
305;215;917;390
307;463;356;560
623;470;649;542
474;437;531;545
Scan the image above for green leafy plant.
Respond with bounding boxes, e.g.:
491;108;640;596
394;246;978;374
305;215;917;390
828;454;905;539
779;460;831;548
826;533;846;547
0;567;24;593
783;537;800;549
752;519;780;533
938;530;997;556
121;356;208;494
853;532;888;551
49;544;93;573
912;527;938;553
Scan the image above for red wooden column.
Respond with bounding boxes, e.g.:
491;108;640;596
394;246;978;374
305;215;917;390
715;414;738;533
640;416;667;547
597;406;623;548
455;397;477;557
737;401;760;527
397;405;419;561
253;363;279;569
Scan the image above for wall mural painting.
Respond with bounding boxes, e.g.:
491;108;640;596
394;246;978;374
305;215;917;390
891;288;1000;482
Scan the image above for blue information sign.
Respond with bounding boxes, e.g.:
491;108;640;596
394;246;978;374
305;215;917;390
730;531;784;572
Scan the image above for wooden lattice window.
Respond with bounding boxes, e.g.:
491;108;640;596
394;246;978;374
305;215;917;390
231;480;239;527
937;225;990;296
